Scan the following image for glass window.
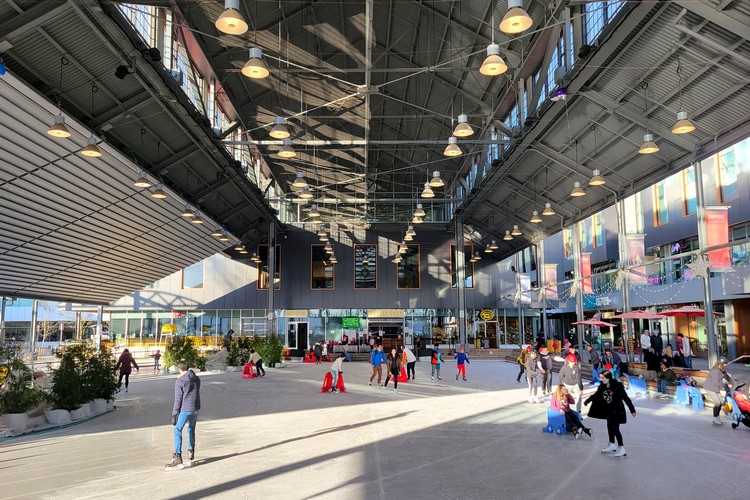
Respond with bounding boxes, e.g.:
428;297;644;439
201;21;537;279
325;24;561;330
682;166;697;215
593;213;603;248
257;244;281;290
580;220;591;249
718;148;738;202
563;227;573;259
624;192;644;233
654;181;669;227
584;2;623;45
311;245;334;289
397;244;421;289
354;244;377;289
182;261;204;289
450;244;474;289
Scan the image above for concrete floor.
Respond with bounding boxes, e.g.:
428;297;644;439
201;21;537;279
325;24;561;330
2;359;749;500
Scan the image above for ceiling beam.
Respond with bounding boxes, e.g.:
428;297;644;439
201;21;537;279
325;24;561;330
673;1;750;40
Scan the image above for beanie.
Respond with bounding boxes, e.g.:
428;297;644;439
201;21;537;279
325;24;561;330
566;353;577;363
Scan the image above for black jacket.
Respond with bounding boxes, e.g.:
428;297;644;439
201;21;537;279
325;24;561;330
584;379;635;424
172;369;201;415
587;349;601;367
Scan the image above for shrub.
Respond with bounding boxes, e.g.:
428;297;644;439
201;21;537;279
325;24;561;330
0;345;44;414
264;333;285;366
226;337;252;366
164;337;206;372
48;345;90;411
84;347;119;402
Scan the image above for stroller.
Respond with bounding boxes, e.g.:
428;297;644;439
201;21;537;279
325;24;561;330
725;381;750;430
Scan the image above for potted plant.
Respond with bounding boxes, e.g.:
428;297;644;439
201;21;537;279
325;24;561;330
163;336;206;373
226;337;251;370
263;333;285;368
84;346;118;413
47;345;88;423
0;345;45;432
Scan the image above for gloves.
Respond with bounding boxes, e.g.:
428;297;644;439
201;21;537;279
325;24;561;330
171;415;177;426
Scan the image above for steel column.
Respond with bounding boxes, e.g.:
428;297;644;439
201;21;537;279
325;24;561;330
694;160;719;365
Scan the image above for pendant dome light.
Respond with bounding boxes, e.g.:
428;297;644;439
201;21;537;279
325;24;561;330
297;187;314;199
511;225;522;236
219;231;230;242
292;171;308;188
404;232;413;242
47;114;71;138
134;172;153;188
490;240;499;250
329;254;338;264
421;182;435;199
324;243;333;254
412;215;424;224
443;136;462;157
215;0;248;35
269;116;290;139
414;203;426;218
239;247;248;254
393;254;403;264
181;206;195;218
277;138;296;158
191;213;204;224
317;225;328;237
251;252;261;262
234;243;245;251
242;48;269;79
406;225;416;237
530;210;542;223
151;185;167;199
362;255;370;265
503;230;513;241
429;171;444;188
570;181;586;197
672;58;696;134
452;114;474;137
542;202;555;216
473;251;482;261
308;204;320;218
80;135;102;157
638;82;660;154
480;44;508;76
589;169;606;186
484;244;493;254
211;228;223;237
500;0;533;34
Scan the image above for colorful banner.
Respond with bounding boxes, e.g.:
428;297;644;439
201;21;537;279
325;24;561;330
626;234;647;284
520;273;531;304
544;264;558;299
580;252;592;294
706;206;731;271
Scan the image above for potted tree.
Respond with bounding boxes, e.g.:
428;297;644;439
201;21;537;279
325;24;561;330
263;333;285;368
84;346;118;413
0;345;45;432
47;345;88;423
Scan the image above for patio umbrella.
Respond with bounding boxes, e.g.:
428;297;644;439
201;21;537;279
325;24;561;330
571;320;616;349
611;310;667;360
660;306;722;347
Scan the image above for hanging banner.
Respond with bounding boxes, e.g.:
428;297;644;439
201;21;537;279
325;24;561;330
544;264;558;299
520;273;531;303
705;206;731;271
580;252;592;294
626;234;647;284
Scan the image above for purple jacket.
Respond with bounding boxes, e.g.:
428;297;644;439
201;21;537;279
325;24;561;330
172;370;201;415
115;352;139;375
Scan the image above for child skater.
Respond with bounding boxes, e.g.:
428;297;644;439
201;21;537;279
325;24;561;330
454;346;471;381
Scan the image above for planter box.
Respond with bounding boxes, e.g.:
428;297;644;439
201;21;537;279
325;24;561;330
45;409;72;425
2;412;28;433
107;400;115;411
70;407;85;420
89;399;108;413
227;366;240;372
79;403;92;418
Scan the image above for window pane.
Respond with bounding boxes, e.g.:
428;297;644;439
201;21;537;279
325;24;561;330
718;149;738;202
354;244;377;289
257;244;281;290
311;245;334;289
450;244;474;288
182;261;204;289
397;245;420;289
654;181;669;226
683;166;696;215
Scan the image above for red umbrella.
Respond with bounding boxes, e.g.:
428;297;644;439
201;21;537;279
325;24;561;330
612;310;667;320
571;319;617;327
659;306;722;317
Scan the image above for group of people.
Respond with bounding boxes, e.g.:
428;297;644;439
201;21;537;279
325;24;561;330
363;343;470;391
641;330;693;369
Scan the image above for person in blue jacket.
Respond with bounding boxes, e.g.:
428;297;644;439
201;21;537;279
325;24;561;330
368;344;385;387
454;346;471;381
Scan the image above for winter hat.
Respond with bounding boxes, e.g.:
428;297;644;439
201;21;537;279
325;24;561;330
526;345;533;351
605;363;613;371
459;346;465;351
566;353;577;363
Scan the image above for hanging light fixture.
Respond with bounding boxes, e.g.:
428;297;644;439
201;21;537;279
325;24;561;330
542;202;555;216
239;247;248;254
251;252;261;262
324;243;333;254
298;187;314;199
219;231;230;242
414;203;426;218
308;204;320;218
319;233;329;242
48;56;71;138
452;114;474;137
503;230;513;241
234;243;245;251
134;172;152;188
292;171;308;188
151;185;167;199
181;206;195;218
215;0;248;35
490;240;499;250
638;81;659;154
473;251;482;261
672;57;696;134
329;254;338;264
484;244;493;254
317;225;328;237
398;242;408;254
277;138;296;158
309;218;323;225
469;254;477;263
412;215;424;224
191;213;204;224
404;232;413;242
269;116;290;139
421;182;435;198
362;255;370;265
499;0;533;34
429;171;444;188
443;136;462;157
80;135;101;157
242;48;270;79
406;225;416;237
479;44;508;76
393;254;403;264
511;225;522;236
530;210;542;223
570;181;586;197
589;169;606;186
211;228;223;237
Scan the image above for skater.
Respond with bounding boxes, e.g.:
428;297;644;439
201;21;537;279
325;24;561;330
525;348;539;403
704;356;734;425
677;333;693;369
586;344;601;385
515;346;530;383
584;365;636;458
249;349;265;377
558;353;584;413
321;342;328;362
454;346;470;381
551;384;591;439
165;360;202;471
115;349;139;393
153;349;161;374
313;342;323;364
329;353;346;393
400;345;417;380
538;346;553;397
384;348;402;391
431;344;444;380
369;344;385;387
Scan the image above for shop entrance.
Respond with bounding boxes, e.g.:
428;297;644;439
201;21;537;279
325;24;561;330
475;321;498;348
287;322;309;350
368;321;403;352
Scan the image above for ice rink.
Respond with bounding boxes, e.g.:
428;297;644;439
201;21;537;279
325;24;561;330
2;358;749;500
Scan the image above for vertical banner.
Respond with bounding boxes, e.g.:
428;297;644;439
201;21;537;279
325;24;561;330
544;264;558;299
520;274;531;303
626;234;647;284
705;206;731;271
580;252;592;294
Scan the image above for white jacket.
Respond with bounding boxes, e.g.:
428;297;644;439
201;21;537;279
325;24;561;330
640;333;651;350
681;337;692;357
331;357;344;372
403;347;417;363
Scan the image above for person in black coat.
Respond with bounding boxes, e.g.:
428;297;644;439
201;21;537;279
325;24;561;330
584;365;636;458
